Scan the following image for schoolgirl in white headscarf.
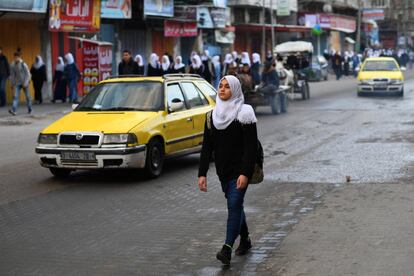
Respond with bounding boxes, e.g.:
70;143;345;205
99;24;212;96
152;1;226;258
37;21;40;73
161;55;171;75
240;52;251;67
147;53;162;76
173;56;186;73
135;54;145;75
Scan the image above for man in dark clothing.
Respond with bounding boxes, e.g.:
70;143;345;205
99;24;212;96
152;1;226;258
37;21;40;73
331;52;343;80
0;48;10;107
118;50;139;75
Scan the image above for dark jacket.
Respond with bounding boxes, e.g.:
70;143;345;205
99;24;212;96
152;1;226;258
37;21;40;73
261;70;279;88
198;117;257;183
31;64;47;84
118;58;139;75
64;63;81;81
250;62;261;86
189;65;205;77
171;65;186;74
0;54;10;78
147;64;162;76
137;65;145;75
202;60;212;83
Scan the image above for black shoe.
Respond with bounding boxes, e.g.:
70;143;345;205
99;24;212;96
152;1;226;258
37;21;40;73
216;244;232;265
235;237;252;256
8;109;16;116
28;108;32;114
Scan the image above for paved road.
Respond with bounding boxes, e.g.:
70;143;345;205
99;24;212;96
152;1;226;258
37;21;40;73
1;73;414;275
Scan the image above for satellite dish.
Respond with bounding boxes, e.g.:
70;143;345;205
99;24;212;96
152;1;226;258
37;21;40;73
323;4;332;13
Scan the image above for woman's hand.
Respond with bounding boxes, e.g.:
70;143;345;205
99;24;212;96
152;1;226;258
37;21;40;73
198;176;207;192
237;175;248;190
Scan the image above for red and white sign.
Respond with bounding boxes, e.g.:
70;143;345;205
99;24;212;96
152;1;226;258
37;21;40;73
298;13;356;33
82;41;100;94
164;20;198;37
49;0;101;33
99;45;113;82
330;15;356;33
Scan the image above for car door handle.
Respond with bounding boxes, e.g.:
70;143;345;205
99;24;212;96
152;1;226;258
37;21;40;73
187;117;193;122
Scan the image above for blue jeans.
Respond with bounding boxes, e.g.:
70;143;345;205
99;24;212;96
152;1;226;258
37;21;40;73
0;76;6;106
68;79;78;102
12;85;32;112
222;179;249;247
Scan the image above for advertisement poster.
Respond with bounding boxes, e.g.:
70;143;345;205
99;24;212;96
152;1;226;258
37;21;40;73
0;0;47;13
174;6;196;21
277;0;290;16
99;45;113;81
144;0;173;17
49;0;101;33
82;41;100;94
164;20;197;37
101;0;131;19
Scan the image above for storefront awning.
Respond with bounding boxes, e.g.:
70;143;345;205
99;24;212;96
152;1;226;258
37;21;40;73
235;24;311;33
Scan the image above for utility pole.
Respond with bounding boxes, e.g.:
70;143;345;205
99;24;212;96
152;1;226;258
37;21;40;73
356;0;362;53
262;0;266;59
270;0;275;52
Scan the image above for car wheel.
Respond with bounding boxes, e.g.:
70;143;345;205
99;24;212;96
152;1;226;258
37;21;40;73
144;138;164;178
399;89;404;97
49;168;72;178
324;74;328;81
271;94;281;114
280;93;288;113
302;82;310;100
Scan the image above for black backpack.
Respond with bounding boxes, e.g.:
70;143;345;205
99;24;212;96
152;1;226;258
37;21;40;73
206;110;264;184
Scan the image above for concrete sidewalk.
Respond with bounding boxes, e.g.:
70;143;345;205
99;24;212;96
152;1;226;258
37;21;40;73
0;102;72;120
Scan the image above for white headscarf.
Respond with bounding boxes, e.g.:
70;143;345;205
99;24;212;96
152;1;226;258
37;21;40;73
192;55;202;69
33;55;44;69
213;75;257;130
161;55;170;71
224;53;233;64
149;53;159;68
252;53;261;64
56;57;64;72
174;56;185;70
212;55;220;67
201;50;210;61
135;54;143;66
232;51;238;60
65;53;74;65
240;52;251;66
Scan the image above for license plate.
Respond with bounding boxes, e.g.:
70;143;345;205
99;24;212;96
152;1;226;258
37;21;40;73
61;151;96;161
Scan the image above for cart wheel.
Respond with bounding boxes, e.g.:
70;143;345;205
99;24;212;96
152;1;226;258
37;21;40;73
271;94;281;114
280;93;288;113
301;85;307;100
306;82;310;99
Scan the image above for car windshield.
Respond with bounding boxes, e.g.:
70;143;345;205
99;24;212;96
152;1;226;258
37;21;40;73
76;81;164;112
362;60;399;72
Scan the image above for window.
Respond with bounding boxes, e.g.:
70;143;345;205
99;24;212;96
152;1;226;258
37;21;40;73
248;8;260;24
181;82;208;108
196;81;217;101
362;60;399;72
166;83;186;111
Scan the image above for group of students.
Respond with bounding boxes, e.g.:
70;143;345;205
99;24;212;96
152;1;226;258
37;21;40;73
118;49;280;93
0;48;81;115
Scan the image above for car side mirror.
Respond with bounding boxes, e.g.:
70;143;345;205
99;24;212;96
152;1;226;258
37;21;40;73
72;103;79;110
169;98;184;113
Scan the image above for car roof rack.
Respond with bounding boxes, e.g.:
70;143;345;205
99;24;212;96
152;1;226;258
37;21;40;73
107;74;145;79
163;74;202;79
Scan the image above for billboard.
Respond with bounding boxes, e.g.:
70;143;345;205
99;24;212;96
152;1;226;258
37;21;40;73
49;0;101;33
0;0;47;13
101;0;132;19
164;20;198;37
144;0;174;17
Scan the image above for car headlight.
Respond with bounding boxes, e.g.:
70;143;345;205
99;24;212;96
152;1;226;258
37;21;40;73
38;134;58;144
389;79;403;85
103;133;137;145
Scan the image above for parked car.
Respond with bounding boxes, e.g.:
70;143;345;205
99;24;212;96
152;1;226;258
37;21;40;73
35;74;217;178
357;57;404;97
308;55;328;82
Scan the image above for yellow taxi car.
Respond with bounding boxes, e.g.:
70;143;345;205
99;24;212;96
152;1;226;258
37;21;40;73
357;57;404;97
35;74;216;178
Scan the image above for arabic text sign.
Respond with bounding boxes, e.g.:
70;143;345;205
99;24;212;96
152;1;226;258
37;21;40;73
49;0;101;33
144;0;174;17
362;9;385;21
101;0;131;19
164;20;198;37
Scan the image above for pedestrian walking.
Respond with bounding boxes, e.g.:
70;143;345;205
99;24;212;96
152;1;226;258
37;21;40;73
30;55;47;104
222;53;233;76
343;51;350;77
211;55;221;89
52;57;66;103
134;55;145;75
351;52;361;78
189;55;205;77
232;51;240;65
198;75;258;265
238;63;253;93
172;56;186;74
240;52;251;68
0;47;10;107
64;53;81;103
201;50;213;83
8;52;32;115
161;55;171;75
251;53;261;86
260;61;280;95
118;50;139;75
332;51;343;80
147;53;162;76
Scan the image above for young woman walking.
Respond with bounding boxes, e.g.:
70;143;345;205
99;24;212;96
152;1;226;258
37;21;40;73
198;75;258;265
